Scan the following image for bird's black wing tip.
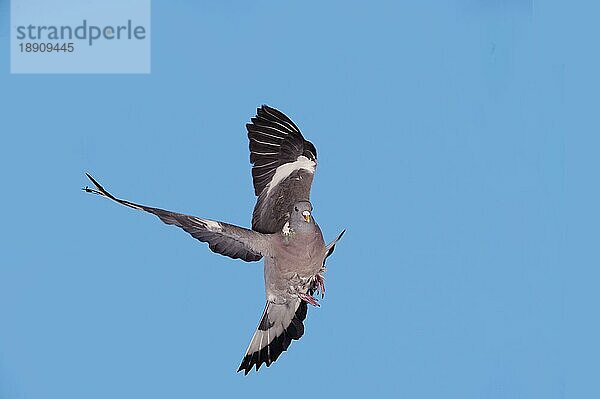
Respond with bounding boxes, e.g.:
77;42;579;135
84;172;100;187
82;172;119;201
82;173;104;196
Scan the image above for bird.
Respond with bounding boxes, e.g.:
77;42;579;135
83;105;345;374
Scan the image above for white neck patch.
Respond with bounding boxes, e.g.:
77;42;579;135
282;221;291;235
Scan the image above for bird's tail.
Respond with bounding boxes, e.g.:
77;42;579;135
237;299;308;375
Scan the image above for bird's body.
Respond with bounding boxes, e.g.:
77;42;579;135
265;207;326;300
84;105;344;374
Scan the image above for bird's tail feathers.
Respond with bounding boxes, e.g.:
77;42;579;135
237;299;307;375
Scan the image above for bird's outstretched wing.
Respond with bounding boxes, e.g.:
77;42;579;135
83;173;268;262
238;298;307;375
325;229;346;261
247;105;317;234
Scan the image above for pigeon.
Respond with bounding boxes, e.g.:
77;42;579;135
84;105;345;374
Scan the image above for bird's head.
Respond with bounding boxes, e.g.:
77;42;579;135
286;201;314;232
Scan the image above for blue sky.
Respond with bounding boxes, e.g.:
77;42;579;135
0;1;594;398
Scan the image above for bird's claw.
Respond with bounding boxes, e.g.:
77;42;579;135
314;273;325;298
299;293;320;307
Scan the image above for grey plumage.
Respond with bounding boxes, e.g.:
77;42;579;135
84;105;344;374
83;173;269;262
247;105;317;234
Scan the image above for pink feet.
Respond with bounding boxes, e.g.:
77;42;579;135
314;274;325;298
298;272;326;307
299;293;320;307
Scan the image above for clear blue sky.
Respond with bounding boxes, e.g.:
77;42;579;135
1;1;595;398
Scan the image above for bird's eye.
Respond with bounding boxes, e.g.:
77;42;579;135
294;206;299;212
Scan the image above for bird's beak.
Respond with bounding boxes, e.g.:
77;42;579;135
303;214;311;223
